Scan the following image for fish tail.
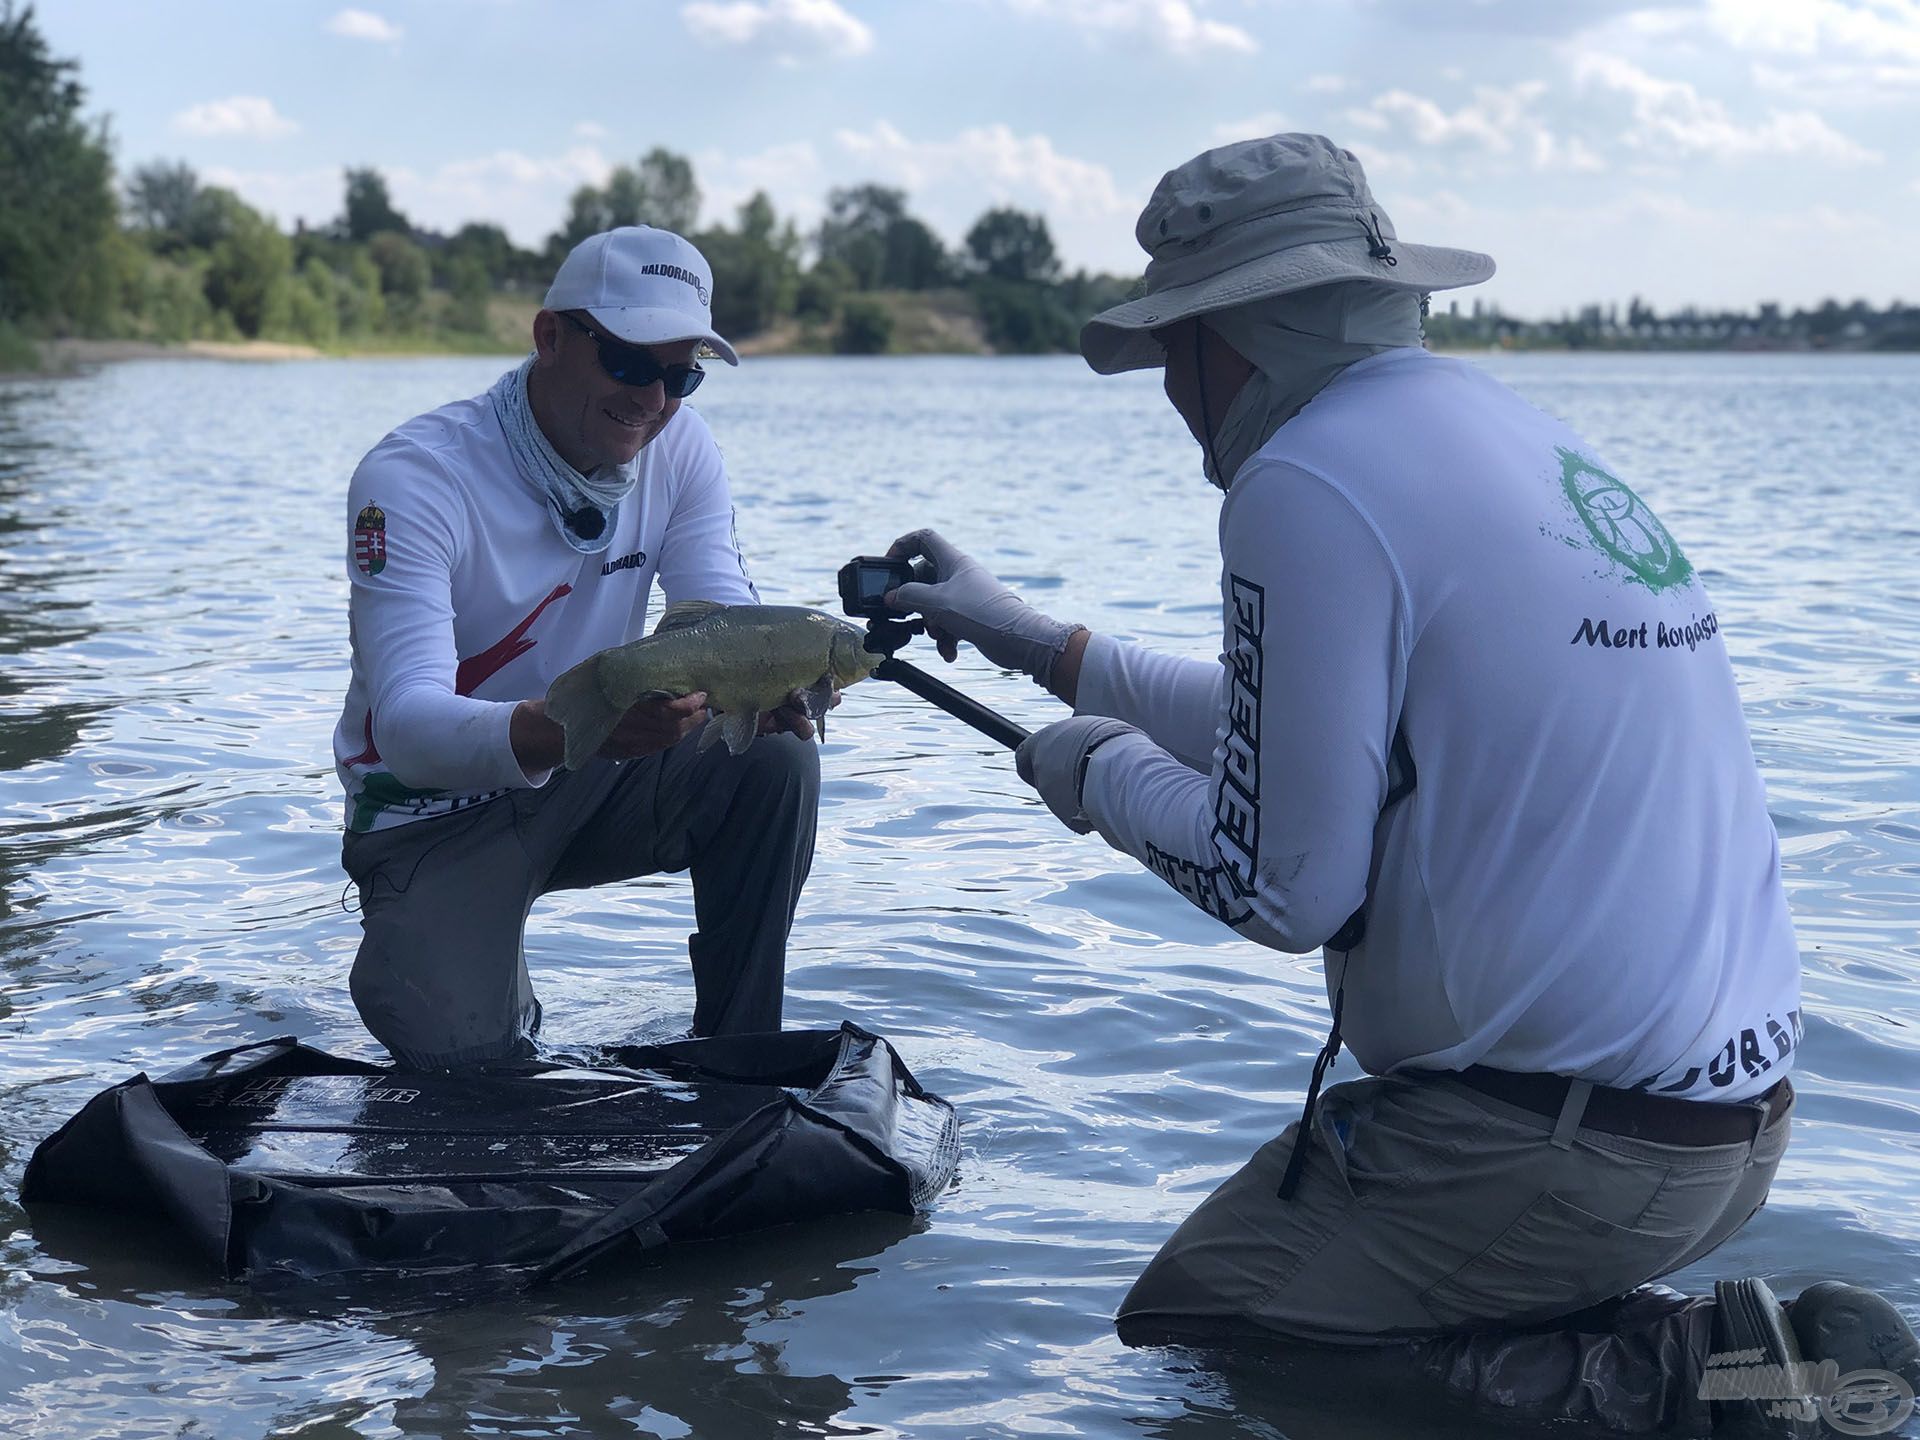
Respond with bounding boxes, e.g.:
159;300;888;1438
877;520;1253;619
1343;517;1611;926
544;655;624;770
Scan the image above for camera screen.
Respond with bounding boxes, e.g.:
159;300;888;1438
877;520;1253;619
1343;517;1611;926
857;565;896;600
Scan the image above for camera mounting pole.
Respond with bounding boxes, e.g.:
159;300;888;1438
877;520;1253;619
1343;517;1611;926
861;621;1031;751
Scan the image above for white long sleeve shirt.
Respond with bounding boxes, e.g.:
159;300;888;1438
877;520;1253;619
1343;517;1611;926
1075;348;1801;1101
334;389;757;834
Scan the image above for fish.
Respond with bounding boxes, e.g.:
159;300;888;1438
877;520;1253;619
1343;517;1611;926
543;601;880;769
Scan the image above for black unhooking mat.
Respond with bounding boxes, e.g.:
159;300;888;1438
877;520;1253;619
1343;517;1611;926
21;1022;960;1286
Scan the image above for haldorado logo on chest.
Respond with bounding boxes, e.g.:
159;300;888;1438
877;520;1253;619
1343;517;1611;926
1548;447;1692;593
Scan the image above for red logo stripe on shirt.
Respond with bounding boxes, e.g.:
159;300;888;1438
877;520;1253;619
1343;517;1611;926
455;583;572;696
344;713;380;768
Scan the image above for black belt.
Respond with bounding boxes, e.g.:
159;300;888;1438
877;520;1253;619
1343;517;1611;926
1453;1067;1792;1146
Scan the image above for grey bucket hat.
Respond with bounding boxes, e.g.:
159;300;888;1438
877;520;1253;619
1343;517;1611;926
1081;133;1496;374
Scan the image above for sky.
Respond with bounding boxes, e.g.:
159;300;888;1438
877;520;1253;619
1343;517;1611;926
36;0;1920;317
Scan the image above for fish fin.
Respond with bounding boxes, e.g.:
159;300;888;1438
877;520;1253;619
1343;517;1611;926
696;715;725;752
802;676;835;740
717;709;759;755
544;657;621;771
653;600;727;635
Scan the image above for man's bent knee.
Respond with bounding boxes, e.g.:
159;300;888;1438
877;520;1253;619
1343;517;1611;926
729;730;820;797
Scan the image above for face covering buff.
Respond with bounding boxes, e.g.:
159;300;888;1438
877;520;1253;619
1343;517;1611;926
488;356;641;554
1198;282;1424;490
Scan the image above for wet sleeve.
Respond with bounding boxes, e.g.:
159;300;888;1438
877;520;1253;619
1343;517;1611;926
1077;460;1405;952
347;442;549;792
1075;633;1221;772
654;408;760;607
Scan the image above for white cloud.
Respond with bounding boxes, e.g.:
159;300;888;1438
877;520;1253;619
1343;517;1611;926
1002;0;1256;56
199;165;339;228
836;120;1127;217
1211;111;1288;144
172;96;298;140
1574;52;1879;164
1611;0;1920;103
389;146;615;241
1530;132;1608;173
325;9;402;43
696;140;827;234
681;0;874;61
1702;0;1920;64
1343;140;1413;177
1345;82;1606;172
829;121;1136;271
1305;73;1347;93
574;121;609;140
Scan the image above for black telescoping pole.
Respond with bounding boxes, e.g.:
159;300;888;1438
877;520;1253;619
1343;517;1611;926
874;656;1029;750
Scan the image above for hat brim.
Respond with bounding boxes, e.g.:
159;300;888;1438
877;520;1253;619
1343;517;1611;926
1080;239;1495;374
586;305;740;366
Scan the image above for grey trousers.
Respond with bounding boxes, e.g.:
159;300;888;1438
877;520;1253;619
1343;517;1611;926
1119;1070;1792;1433
343;730;820;1068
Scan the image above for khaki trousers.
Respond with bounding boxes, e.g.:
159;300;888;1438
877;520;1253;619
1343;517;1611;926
1119;1070;1791;1432
1121;1071;1790;1339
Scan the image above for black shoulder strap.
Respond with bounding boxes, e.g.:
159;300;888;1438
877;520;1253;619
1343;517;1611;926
1277;721;1416;1201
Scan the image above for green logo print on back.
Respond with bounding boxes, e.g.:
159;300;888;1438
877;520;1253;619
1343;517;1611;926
1551;447;1693;593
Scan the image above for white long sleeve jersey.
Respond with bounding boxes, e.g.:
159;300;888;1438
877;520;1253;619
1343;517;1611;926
1075;348;1800;1101
333;390;757;835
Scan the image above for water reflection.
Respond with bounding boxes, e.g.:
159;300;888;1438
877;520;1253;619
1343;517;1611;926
19;1204;912;1439
0;388;109;779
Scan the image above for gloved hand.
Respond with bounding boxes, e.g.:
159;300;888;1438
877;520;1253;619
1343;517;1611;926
1015;716;1139;835
885;529;1082;687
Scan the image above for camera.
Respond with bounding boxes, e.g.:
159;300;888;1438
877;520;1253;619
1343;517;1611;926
837;555;921;619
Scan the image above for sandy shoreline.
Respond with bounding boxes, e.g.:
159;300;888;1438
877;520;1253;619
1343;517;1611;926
3;337;330;375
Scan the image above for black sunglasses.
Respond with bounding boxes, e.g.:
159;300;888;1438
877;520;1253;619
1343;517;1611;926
560;312;706;397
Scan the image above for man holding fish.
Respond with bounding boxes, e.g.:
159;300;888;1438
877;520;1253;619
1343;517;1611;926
333;226;849;1069
886;135;1918;1435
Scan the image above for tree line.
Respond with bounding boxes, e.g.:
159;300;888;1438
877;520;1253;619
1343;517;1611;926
1426;294;1920;352
1;5;1131;365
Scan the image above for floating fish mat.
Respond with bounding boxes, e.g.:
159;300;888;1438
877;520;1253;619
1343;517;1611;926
22;1022;959;1287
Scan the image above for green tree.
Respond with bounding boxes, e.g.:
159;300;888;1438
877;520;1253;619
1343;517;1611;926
124;159;202;251
834;297;892;354
0;2;119;327
883;215;947;290
201;192;293;336
697;190;801;338
632;147;700;234
136;253;213;342
336;251;386;334
965;207;1059;284
551;182;613;259
341;166;408;242
180;184;253;251
547;149;702;260
367;230;429;329
816;184;906;290
286;256;341;346
972;277;1075;353
443;221;521;286
795;258;852;323
444;253;492;334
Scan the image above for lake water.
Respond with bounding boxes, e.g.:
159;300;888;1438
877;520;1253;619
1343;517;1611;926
3;352;1919;1439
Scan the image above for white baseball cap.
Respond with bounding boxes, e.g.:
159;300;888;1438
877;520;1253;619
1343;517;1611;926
544;225;739;365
